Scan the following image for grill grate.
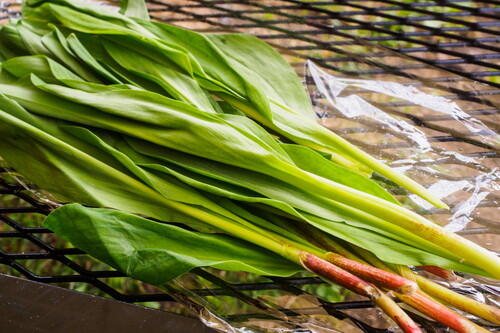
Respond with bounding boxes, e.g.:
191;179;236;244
1;1;499;332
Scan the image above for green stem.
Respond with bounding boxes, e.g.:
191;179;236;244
317;127;448;209
306;198;460;261
223;94;446;209
221;95;371;174
165;200;304;263
278;165;500;278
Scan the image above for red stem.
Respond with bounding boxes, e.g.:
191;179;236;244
302;252;374;295
325;252;417;293
418;265;457;281
397;291;486;333
300;252;422;333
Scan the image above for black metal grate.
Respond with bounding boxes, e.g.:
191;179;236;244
1;1;499;332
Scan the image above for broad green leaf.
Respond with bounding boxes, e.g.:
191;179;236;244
208;33;315;120
0;76;473;262
15;18;53;36
120;0;149;20
63;126;251;221
65;33;124;84
0;74;454;268
2;55;82;83
61;126;303;241
44;204;302;285
0;24;28;59
22;75;500;275
0;102;198;224
41;29;102;82
2;54;140;94
0;94;312;262
126;137;352;225
133;19;272;119
68;32;167;92
0;97;483;274
0;93;137;175
219;113;291;161
129;19;373;176
0;81;285;238
24;0;152;36
101;38;217;113
103;135;481;274
8;75;296;174
19;0;373;180
17;21;51;56
3;1;498;276
132;13;445;207
25;2;197;74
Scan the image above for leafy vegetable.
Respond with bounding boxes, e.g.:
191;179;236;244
0;1;499;331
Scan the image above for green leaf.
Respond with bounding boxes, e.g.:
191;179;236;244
24;0;151;35
2;55;82;83
62;125;248;221
68;33;165;91
44;203;302;285
7;75;295;178
134;19;272;119
0;100;197;224
0;24;28;59
135;16;447;207
0;98;483;275
207;33;315;120
41;28;102;82
25;2;196;74
3;1;499;276
120;0;149;20
62;33;123;84
3;71;498;274
101;38;217;113
0;92;134;173
17;21;51;56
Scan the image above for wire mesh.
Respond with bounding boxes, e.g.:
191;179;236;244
0;0;499;332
